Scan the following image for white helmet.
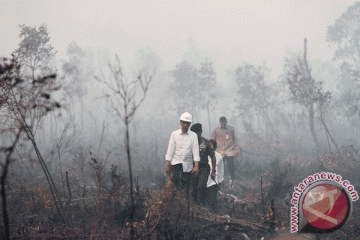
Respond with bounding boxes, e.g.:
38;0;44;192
180;112;192;122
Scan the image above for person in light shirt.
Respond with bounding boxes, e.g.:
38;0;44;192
207;139;224;213
165;112;200;198
211;117;239;187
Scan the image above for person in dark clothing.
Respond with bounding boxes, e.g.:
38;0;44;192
190;123;216;206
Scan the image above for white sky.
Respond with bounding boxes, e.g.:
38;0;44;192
1;0;358;82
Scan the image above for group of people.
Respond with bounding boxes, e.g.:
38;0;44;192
165;112;239;213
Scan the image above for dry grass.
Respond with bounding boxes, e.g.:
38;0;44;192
2;145;360;239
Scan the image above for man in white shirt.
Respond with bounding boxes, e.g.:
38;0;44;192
207;139;224;213
165;112;200;197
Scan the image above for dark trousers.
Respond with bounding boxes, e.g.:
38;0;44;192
224;156;235;181
191;163;210;206
207;185;219;213
171;164;191;198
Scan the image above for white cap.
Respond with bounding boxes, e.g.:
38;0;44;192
180;112;192;122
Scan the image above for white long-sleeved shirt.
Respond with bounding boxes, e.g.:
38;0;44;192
207;151;224;187
165;129;200;172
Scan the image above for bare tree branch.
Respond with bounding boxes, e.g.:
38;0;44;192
95;54;154;240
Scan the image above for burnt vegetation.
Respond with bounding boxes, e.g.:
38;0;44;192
3;4;360;239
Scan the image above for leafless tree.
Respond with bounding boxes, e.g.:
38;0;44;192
0;128;21;240
95;55;153;239
0;55;63;237
284;39;331;153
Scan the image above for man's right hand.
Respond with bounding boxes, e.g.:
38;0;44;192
165;162;173;186
165;161;171;176
167;175;173;186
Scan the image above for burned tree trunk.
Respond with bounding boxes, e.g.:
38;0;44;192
303;38;321;152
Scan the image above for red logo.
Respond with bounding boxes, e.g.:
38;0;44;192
302;184;349;230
